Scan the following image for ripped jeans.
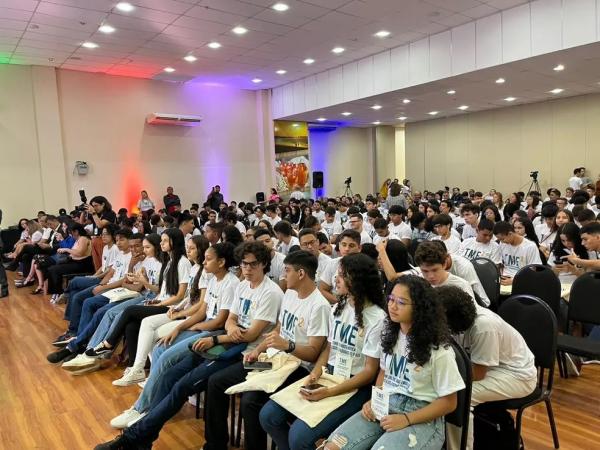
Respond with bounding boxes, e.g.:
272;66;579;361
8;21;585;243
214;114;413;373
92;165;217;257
325;393;445;450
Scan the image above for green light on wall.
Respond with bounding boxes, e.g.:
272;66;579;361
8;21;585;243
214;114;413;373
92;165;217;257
0;52;11;64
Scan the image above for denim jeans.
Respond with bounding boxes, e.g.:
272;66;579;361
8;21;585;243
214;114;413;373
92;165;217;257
67;286;99;333
76;294;109;335
63;276;99;319
260;385;372;450
325;394;445;450
135;330;204;412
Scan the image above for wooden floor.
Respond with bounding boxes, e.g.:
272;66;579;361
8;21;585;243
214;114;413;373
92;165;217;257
1;271;599;450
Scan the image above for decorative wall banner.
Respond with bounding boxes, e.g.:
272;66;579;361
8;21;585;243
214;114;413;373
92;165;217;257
273;120;310;199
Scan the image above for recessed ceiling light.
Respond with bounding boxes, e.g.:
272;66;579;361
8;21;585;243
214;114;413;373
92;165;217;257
292;123;299;127
496;77;506;84
549;88;564;94
332;47;345;54
402;98;411;104
374;30;390;38
82;42;98;49
317;117;327;122
272;3;289;11
115;2;134;12
341;112;352;116
276;69;287;75
232;26;248;35
252;78;262;83
457;105;469;110
504;96;516;102
373;121;381;125
183;55;197;62
207;42;221;49
303;58;315;65
98;24;115;33
553;64;565;72
371;105;382;110
446;89;456;95
398;116;407;121
164;67;175;73
428;111;439;115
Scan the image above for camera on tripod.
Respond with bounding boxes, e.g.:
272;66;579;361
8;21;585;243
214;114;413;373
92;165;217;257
530;171;539;180
344;177;352;186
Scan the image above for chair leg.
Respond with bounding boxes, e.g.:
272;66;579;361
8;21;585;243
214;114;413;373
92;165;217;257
236;396;243;448
229;395;236;447
561;353;569;379
544;398;560;449
556;351;565;378
515;408;525;450
195;392;201;419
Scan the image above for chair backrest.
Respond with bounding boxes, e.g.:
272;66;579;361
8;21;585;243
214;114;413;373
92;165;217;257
567;271;600;326
471;257;500;307
512;264;561;320
446;340;473;450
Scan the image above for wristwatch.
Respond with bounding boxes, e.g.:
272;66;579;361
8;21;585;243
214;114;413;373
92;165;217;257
212;335;219;346
286;340;296;353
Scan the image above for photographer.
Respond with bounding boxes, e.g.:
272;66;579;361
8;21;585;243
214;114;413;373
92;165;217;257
81;196;117;270
0;209;7;298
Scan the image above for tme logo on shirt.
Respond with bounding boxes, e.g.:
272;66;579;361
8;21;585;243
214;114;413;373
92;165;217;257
504;254;524;271
384;353;411;391
332;320;358;347
462;248;483;260
281;309;299;341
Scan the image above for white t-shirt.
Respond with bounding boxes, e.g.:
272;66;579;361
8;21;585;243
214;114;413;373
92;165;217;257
278;236;300;255
499;239;542;277
268;251;286;283
30;230;43;244
268;215;282;227
157;257;192;301
234;221;247;235
434;273;475;300
312;210;326;223
388;222;412;241
328;303;385;376
448;254;490;306
376;332;465;402
359;229;373;245
322;221;343;238
568;176;582;190
101;244;121;272
372;233;400;246
462;224;478;240
431;234;461;255
141;256;162;287
204;272;240;320
316;252;331;285
230;276;283;352
107;251;132;284
458;306;537;381
175;263;202;310
320;256;341;292
535;223;557;249
458;238;502;265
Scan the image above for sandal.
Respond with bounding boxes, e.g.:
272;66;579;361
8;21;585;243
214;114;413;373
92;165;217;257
32;287;43;295
15;279;33;288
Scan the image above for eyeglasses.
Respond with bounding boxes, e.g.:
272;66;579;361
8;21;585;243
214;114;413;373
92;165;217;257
387;294;412;307
240;260;261;269
300;239;317;248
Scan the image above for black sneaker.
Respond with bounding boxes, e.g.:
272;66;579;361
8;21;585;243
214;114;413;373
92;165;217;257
52;333;74;347
85;343;113;358
94;435;134;450
47;347;74;364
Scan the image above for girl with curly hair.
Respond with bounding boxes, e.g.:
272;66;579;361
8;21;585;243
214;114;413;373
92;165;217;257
260;253;386;450
322;275;464;450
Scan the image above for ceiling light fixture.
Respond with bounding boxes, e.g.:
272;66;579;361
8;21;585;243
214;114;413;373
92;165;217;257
402;98;411;104
98;24;115;33
332;47;345;54
164;67;175;73
428;111;439;115
207;42;221;49
183;55;197;62
549;88;564;94
232;26;248;35
496;77;506;84
272;3;289;11
504;96;516;102
252;78;262;83
457;105;469;110
553;64;565;72
115;2;135;12
317;117;327;122
82;42;98;49
371;104;382;110
398;116;407;121
292;123;299;127
303;58;315;64
341;112;352;116
374;30;390;38
373;121;381;125
447;90;456;95
276;69;287;75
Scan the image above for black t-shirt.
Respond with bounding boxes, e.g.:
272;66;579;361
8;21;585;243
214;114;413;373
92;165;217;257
93;209;117;235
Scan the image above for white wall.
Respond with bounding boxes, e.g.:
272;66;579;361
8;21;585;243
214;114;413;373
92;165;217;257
405;93;600;194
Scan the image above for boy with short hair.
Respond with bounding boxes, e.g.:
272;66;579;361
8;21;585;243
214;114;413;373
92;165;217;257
493;221;542;285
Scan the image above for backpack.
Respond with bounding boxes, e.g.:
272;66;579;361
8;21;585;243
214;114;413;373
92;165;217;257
473;405;524;450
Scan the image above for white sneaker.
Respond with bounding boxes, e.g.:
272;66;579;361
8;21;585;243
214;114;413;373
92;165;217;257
127;411;147;427
110;408;141;429
565;354;581;377
62;354;97;371
112;368;146;386
137;378;147;389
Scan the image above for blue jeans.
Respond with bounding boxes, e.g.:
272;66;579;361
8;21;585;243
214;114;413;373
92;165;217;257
67;286;98;333
260;385;372;450
64;276;99;318
76;294;110;335
135;331;206;412
325;394;445;450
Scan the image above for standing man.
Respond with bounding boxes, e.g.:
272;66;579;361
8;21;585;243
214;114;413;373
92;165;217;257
0;209;8;298
163;187;181;215
207;185;224;211
569;167;584;191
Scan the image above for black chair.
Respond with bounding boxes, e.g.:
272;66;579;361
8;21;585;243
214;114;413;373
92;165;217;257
483;294;559;449
445;340;473;450
471;257;500;309
512;264;562;323
557;271;600;378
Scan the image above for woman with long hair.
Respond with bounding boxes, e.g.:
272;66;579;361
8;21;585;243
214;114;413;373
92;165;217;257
376;239;415;292
321;275;464;450
549;223;589;283
222;224;244;247
482;204;501;223
260;253;387;450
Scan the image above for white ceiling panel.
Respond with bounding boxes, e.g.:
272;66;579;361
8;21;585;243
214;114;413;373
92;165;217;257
0;0;39;12
197;0;264;16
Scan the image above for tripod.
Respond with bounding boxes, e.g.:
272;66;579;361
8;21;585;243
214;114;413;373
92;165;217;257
526;177;541;195
343;183;353;197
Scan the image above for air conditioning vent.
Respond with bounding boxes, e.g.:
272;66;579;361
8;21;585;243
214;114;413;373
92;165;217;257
146;113;203;126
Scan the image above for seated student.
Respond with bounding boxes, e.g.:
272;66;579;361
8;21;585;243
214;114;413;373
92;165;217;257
322;206;343;243
439;286;537;450
317;231;334;257
205;250;329;450
549;223;589;283
566;222;600;270
320;276;465;450
319;230;362;304
458;218;502;265
372;217;400;246
535;204;559;258
274;221;300;255
375;239;416;290
55;234;162;371
109;242;239;428
260;253;386;450
430;214;461;255
177;212;195;244
493;221;542;285
298;228;331;284
94;241;284;450
267;204;282;227
348;213;373;245
577;208;597;228
11;215;61;279
409;211;432;242
84;229;192;385
226;211;247;235
51;228;135;347
461;204;480;240
415;242;475;299
254;228;287;291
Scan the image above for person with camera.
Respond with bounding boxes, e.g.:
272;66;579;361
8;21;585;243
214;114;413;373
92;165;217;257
81;196;116;270
207;185;224;211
